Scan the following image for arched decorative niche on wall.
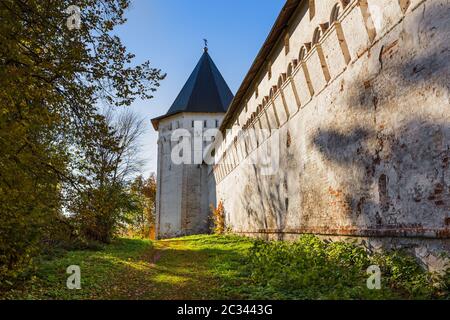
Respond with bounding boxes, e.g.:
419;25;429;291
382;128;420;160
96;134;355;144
299;44;310;62
309;0;315;20
278;75;284;89
330;1;350;24
312;27;322;46
330;3;341;24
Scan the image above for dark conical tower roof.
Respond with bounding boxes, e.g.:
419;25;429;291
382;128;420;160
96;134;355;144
152;49;234;130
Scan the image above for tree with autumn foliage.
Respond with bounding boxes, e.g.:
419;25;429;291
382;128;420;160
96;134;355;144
210;201;226;235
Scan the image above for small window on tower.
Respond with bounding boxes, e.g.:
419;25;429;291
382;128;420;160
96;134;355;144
268;62;272;80
215;120;219;128
192;120;195;128
255;87;259;99
204;120;208;128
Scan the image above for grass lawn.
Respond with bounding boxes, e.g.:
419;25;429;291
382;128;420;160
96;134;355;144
1;235;448;300
2;235;252;300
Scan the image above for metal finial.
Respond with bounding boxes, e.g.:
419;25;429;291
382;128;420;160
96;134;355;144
203;38;208;52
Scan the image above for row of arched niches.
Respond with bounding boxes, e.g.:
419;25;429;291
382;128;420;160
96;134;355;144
214;0;415;183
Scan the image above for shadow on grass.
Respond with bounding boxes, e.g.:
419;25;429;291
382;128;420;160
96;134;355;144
92;236;252;300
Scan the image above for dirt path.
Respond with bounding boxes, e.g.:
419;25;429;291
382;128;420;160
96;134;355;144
2;235;250;300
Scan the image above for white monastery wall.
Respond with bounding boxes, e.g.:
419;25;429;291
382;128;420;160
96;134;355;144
213;0;450;267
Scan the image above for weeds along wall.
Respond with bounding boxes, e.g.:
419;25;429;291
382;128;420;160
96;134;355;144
212;0;450;269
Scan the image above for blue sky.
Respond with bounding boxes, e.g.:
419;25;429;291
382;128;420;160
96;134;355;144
115;0;285;176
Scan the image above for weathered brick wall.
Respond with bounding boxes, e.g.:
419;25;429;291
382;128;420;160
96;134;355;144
214;0;449;267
